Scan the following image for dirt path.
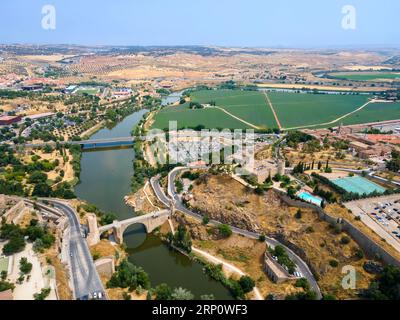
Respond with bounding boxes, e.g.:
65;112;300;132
210;106;261;130
263;91;282;130
284;99;376;131
167;220;262;300
191;247;263;300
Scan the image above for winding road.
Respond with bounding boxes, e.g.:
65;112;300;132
46;199;105;300
151;166;322;299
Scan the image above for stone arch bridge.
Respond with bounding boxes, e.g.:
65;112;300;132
88;209;171;245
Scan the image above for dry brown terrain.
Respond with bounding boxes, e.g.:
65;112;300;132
188;174;378;298
43;248;73;300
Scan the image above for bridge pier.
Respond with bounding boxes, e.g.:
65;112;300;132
112;221;123;245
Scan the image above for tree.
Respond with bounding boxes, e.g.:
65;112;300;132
0;271;7;281
364;265;400;300
107;260;150;290
202;215;210;225
228;280;244;299
32;182;52;197
122;292;132;300
175;180;184;194
28;171;48;184
295;278;310;291
285;290;317;300
19;257;33;274
0;280;15;292
238;276;255;293
171;287;194;300
2;235;25;255
34;288;51;300
218;224;232;238
172;224;192;253
154;283;173;300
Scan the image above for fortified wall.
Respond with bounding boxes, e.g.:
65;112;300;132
274;189;400;268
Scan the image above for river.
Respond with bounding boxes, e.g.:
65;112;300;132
75;102;232;299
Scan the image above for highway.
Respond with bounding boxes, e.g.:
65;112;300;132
47;199;105;300
152;167;322;299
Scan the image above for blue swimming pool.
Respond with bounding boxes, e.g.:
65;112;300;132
298;191;322;206
331;176;386;195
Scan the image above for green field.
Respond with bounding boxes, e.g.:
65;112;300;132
328;72;400;81
151;90;277;130
0;257;9;273
151;89;399;131
151;102;250;130
340;102;400;126
268;92;369;129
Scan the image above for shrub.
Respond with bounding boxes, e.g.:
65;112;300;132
295;278;310;290
154;283;173;300
218;224;232;238
329;259;339;268
305;226;314;233
107;260;150;290
340;236;351;245
238;276;255;294
202;215;210;225
19;257;33;274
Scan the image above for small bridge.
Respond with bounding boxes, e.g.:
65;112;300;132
92;209;171;244
7;137;142;150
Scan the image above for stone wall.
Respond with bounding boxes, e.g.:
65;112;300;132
94;257;115;278
275;189;400;267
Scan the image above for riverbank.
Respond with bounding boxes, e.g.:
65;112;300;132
74;105;233;299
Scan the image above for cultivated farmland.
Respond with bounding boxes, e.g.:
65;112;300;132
151;102;251;130
328;72;400;82
151;89;399;132
268;92;370;129
340;102;400;126
151;90;278;130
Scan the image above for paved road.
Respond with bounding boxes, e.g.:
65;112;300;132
152;167;322;299
47;199;105;300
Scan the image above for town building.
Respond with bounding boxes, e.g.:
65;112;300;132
245;159;285;184
0;115;22;125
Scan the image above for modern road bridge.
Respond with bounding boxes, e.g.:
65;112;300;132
10;137;138;150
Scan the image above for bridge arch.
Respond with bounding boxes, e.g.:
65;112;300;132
97;210;171;244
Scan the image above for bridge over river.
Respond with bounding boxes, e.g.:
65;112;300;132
88;209;171;245
5;136;143;150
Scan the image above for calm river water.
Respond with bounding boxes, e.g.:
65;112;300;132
75;106;232;299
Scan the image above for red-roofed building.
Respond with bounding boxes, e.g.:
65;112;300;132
0;115;22;125
366;134;400;145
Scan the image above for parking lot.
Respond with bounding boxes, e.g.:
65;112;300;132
345;195;400;253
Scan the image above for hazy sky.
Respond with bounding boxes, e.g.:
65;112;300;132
0;0;399;48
